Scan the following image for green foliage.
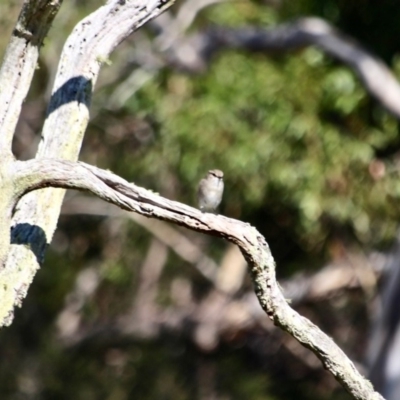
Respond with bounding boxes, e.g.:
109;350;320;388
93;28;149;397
110;45;399;249
89;0;400;253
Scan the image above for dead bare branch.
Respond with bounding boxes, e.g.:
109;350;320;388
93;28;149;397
0;0;176;330
8;157;384;400
125;16;400;120
0;0;63;155
198;18;400;118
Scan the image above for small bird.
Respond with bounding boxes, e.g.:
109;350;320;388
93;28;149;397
197;169;224;212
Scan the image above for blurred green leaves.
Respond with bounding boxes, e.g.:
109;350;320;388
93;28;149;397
118;42;398;247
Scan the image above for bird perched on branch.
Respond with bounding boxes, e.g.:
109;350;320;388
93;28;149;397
197;169;224;212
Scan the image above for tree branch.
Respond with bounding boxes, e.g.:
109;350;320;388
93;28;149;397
206;18;400;118
0;0;63;156
1;0;176;329
147;17;400;119
8;158;385;400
